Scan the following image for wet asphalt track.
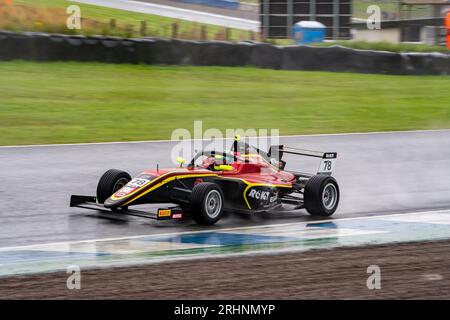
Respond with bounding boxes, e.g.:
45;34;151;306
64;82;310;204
1;130;450;247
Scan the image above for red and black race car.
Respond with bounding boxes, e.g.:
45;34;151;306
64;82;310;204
70;137;339;225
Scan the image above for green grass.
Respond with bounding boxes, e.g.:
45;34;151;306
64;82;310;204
270;39;448;53
0;61;449;145
14;0;200;32
312;41;449;53
9;0;250;40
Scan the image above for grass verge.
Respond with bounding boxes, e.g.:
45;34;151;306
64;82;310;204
1;0;253;40
312;40;449;54
0;61;449;145
270;39;449;54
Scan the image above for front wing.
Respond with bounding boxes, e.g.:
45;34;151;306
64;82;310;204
70;195;183;220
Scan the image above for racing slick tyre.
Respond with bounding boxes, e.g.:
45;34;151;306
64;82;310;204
190;182;224;225
96;169;131;205
304;175;339;217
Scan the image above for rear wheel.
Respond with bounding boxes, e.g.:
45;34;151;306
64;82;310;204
190;183;224;225
96;169;131;205
304;175;339;217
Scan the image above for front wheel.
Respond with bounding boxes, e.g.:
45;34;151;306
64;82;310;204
304;175;339;217
190;183;224;225
96;169;131;205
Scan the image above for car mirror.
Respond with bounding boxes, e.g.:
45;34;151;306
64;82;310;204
176;157;185;167
214;164;234;171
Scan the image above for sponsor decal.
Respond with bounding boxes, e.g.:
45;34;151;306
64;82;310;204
114;192;126;198
121;187;133;193
114;186;138;198
127;178;151;188
114;177;154;198
158;209;172;217
323;152;337;159
248;189;270;201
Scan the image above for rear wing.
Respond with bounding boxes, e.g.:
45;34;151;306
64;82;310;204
268;145;337;175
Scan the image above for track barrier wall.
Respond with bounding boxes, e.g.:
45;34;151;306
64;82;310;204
0;31;448;75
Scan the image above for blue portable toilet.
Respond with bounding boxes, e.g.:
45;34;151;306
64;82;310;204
292;21;326;44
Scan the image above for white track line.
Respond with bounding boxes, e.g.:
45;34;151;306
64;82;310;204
1;208;448;252
1;129;449;149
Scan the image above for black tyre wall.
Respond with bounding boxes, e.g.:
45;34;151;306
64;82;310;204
0;31;448;75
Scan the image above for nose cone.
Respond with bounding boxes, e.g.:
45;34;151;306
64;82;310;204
104;173;160;208
104;196;121;208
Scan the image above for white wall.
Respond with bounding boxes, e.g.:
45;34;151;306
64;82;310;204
352;28;401;43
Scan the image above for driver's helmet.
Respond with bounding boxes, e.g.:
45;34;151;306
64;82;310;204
202;153;235;171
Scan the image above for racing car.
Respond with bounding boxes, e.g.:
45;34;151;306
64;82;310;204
70;136;340;225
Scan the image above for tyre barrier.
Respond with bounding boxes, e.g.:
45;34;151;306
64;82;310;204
0;31;448;75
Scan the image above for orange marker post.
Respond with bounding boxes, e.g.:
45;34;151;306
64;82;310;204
446;12;450;49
